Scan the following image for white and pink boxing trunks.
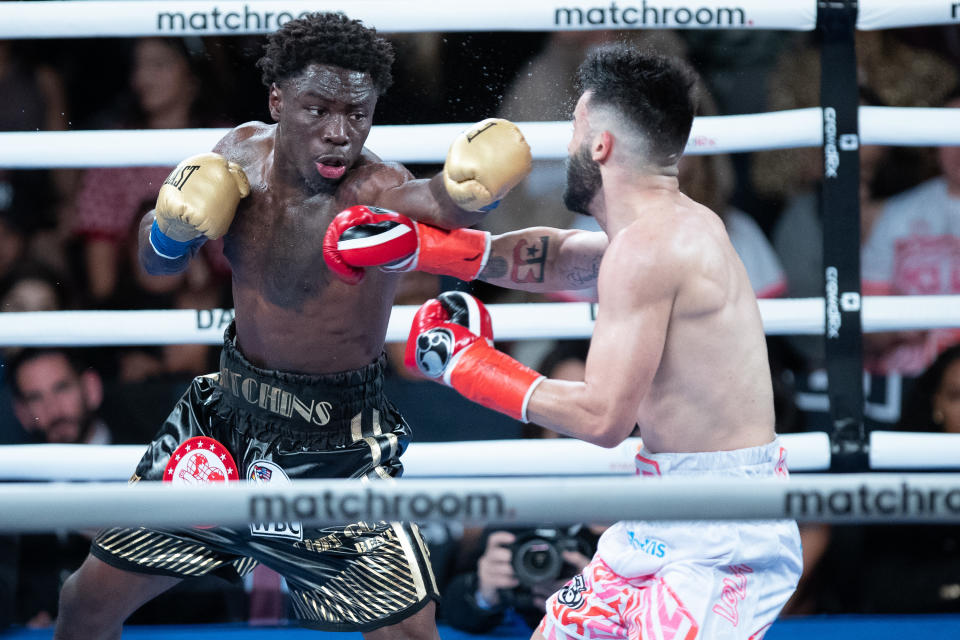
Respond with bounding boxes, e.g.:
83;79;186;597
538;439;802;640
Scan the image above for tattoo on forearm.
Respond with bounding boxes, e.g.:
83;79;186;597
480;256;508;280
511;236;549;284
565;255;600;287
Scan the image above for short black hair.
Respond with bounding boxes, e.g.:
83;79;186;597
7;348;85;399
256;12;394;95
576;44;697;166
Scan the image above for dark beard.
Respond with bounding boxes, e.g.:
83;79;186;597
562;143;603;215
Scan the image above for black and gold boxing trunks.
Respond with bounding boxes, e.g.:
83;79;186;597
90;324;439;631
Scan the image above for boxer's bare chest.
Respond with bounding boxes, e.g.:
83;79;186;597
224;188;341;310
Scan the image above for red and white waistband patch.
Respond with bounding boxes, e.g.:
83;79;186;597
163;436;239;485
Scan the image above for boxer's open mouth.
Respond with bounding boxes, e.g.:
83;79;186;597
316;157;346;179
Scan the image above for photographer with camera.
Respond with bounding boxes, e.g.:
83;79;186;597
440;525;601;633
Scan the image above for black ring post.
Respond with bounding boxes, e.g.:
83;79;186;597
818;1;868;472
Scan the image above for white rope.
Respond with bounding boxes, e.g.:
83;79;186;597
857;0;960;30
0;296;958;347
0;111;817;169
3;1;956;41
0;0;816;39
2;431;959;483
0;433;833;481
870;431;960;470
4;107;959;169
3;472;960;532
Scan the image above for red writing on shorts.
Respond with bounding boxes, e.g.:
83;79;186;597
712;564;753;626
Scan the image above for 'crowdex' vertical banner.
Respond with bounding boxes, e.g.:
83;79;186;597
818;0;867;472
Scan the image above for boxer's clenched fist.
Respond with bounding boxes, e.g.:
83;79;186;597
155;152;250;242
443;118;531;211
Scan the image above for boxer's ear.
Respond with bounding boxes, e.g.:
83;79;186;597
268;83;283;122
592;130;613;164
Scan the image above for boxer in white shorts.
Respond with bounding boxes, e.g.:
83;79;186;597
326;44;804;640
539;441;802;640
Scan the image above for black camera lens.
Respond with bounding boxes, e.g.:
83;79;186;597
512;537;563;586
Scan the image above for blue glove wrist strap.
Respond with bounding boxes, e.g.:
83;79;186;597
149;219;204;259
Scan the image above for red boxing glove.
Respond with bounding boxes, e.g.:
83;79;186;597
405;291;545;422
323;205;491;285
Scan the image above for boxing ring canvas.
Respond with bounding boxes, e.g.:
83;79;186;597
3;616;960;639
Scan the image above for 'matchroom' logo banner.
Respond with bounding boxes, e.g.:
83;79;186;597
0;0;817;39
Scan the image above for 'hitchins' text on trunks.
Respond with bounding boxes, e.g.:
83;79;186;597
219;366;333;425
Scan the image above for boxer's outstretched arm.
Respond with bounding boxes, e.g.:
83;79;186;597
375;118;531;230
376;173;487;230
477;227;608;293
524;232;673;447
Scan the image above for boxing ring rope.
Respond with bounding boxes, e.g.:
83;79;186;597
0;295;957;347
5;472;960;533
3;429;960;483
0;0;819;38
0;0;955;39
2;106;959;169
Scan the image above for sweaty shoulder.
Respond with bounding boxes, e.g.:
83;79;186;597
339;151;415;205
211;121;275;178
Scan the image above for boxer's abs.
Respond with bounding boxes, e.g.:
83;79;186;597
230;287;394;374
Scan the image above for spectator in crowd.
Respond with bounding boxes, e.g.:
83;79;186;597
0;266;74;444
757;33;957;437
899;343;960;434
0;260;71;315
861;94;960;376
770;85;894;374
71;37;230;307
0;39;78;275
10;348;111;445
5;348;110;628
5;346;248;627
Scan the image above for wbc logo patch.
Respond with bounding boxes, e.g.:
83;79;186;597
247;460;303;541
163;436;238;485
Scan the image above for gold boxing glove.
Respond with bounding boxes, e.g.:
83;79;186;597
442;118;532;211
155;152;250;242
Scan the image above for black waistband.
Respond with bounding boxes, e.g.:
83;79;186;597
215;323;387;430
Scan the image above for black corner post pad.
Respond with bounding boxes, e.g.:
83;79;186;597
818;0;868;473
816;0;858;32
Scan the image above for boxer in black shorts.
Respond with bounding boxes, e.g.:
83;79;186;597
53;11;531;640
91;323;436;632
